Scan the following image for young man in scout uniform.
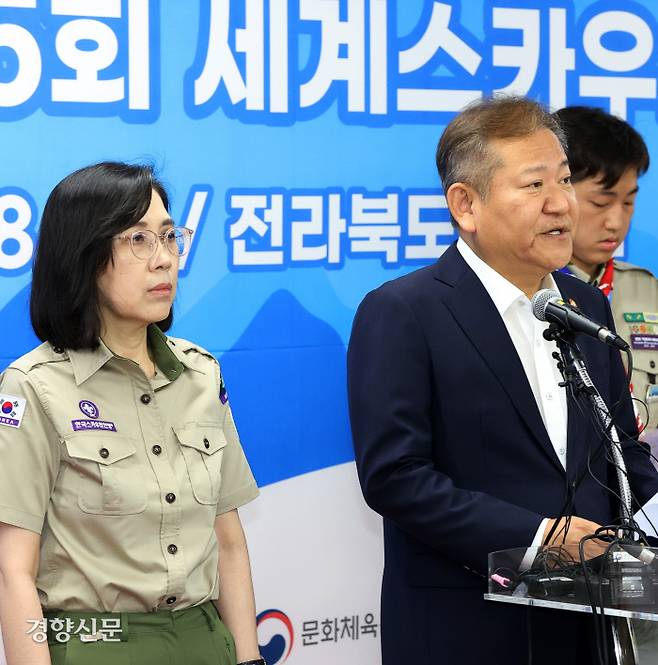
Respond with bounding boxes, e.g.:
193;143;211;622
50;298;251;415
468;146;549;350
555;106;658;439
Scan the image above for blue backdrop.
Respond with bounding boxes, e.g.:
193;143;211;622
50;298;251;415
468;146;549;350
2;0;658;491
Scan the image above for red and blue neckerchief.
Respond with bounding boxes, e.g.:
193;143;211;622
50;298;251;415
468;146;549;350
561;259;642;426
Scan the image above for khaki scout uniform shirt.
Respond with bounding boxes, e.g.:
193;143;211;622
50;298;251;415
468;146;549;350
0;325;259;612
567;260;658;432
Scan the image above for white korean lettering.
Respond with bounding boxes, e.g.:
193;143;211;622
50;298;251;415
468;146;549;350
229;194;284;265
397;1;482;112
492;8;540;96
0;24;40;107
300;0;366;112
0;194;33;271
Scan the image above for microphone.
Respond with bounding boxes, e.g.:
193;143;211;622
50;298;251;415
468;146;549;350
531;289;629;351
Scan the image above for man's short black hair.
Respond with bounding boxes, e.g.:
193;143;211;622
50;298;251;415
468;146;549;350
554;105;649;188
30;161;173;350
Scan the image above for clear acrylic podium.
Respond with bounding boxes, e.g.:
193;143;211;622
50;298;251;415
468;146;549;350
486;546;658;664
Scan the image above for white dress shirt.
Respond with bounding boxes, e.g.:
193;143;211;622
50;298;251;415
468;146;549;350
456;238;566;548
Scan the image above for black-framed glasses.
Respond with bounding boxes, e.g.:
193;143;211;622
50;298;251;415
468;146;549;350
114;227;194;260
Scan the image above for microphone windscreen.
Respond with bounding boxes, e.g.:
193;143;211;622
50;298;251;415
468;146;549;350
531;288;561;322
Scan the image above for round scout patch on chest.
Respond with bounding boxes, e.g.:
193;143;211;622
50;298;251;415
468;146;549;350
79;400;100;419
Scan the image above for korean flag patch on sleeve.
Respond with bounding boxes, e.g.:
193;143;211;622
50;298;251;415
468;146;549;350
0;394;27;429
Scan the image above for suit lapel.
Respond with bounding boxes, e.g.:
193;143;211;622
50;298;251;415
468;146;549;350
435;245;565;474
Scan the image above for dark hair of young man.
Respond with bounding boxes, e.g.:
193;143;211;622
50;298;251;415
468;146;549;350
30;161;173;351
554;105;649;188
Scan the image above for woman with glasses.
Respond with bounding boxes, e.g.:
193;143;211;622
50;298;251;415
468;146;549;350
0;162;265;665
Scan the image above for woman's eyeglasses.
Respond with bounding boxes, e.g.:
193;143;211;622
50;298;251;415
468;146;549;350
113;227;194;260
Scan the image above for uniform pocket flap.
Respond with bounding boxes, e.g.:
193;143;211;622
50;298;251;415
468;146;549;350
173;424;228;455
64;436;138;465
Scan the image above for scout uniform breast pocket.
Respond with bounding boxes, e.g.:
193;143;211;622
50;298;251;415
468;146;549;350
173;424;228;505
63;435;148;515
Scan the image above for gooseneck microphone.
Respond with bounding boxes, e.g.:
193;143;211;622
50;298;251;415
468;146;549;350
531;289;629;351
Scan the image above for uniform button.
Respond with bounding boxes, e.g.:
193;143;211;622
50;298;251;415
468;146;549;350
140;393;151;404
170;340;176;346
165;492;176;504
651;361;656;369
203;437;210;449
99;448;109;459
166;596;176;605
52;346;64;354
167;544;178;555
152;445;162;456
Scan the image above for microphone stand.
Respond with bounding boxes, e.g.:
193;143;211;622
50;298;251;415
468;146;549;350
544;323;639;665
543;323;633;524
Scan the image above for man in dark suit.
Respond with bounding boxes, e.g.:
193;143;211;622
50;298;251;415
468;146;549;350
347;97;658;664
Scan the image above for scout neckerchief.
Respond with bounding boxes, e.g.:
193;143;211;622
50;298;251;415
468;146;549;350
596;259;615;299
559;259;644;429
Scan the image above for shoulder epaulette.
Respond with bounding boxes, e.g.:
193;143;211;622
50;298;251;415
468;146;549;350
8;342;68;374
614;260;657;278
166;336;216;362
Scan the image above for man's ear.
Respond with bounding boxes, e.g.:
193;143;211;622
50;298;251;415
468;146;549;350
446;182;478;233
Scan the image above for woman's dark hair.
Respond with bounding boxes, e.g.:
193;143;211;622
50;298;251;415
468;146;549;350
30;161;172;350
554;106;649;188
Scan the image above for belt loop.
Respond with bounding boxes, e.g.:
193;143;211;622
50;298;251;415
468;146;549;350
199;602;217;632
119;612;129;642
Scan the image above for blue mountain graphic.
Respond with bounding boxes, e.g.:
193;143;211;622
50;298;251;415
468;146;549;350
174;289;354;486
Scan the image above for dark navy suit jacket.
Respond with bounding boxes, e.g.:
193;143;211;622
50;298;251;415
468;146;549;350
348;243;658;664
